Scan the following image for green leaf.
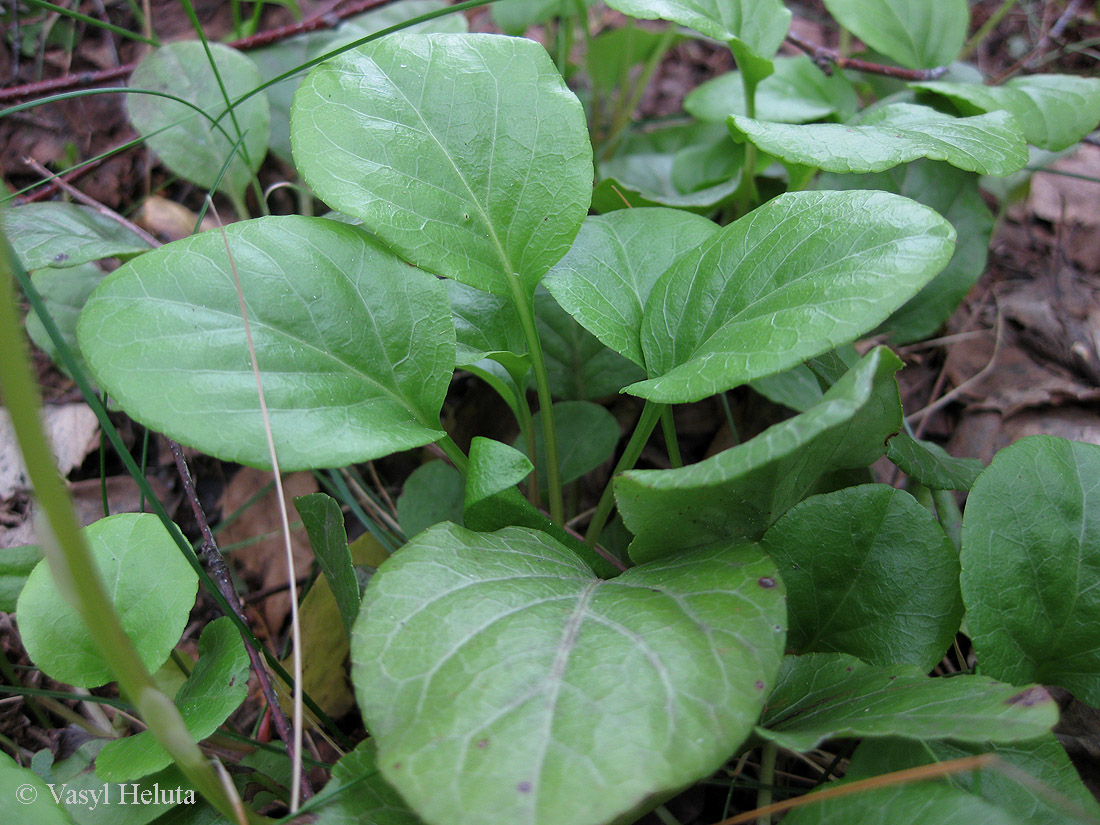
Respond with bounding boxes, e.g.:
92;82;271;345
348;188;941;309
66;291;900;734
127;41;270;202
685;56;857;124
295;492;360;639
513;401;620;490
601;0;790;59
16;513;198;688
627;191;953;403
397;460;466;538
781;780;1024;825
886;432;984;491
447;280;527;368
593;122;745;213
819;160;993;343
251;0;466;163
351;523;785;825
913;75;1100;151
961;435;1100;706
0;544;43;612
730;104;1028;176
844;735;1100;825
0;750;75;825
1;203;151;270
533;291;646;400
313;740;424;825
463;438;616;578
822;0;967;69
618;347;903;564
587;26;677;93
543;208;718;368
763;484;962;669
77;216;454;471
492;0;578;36
292;33;593;296
95;617;249;781
759;653;1058;752
748;364;823;412
25;263;108;380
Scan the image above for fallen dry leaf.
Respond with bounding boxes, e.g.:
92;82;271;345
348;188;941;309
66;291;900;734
0;404;99;499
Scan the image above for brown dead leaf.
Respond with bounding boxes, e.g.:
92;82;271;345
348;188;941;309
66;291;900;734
1028;144;1100;272
0;404;99;499
220;467;318;634
135;195;220;243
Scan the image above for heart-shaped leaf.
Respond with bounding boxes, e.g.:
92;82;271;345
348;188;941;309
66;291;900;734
627;191;951;403
841;735;1100;825
601;0;789;59
543;208;718;368
819;160;993;343
95;616;249;780
759;653;1058;752
729;104;1028;177
352;523;785;825
292;33;592;296
822;0;967;69
961;435;1100;706
913;74;1100;151
17;513;198;688
77;216;454;470
886;432;984;491
618;347;902;564
763;484;962;669
128;41;270;202
686;56;857;124
1;203;151;270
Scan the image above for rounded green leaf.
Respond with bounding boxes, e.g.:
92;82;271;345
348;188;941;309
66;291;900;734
618;348;903;564
25;263;107;379
127;41;269;202
913;75;1100;152
1;203;151;270
759;653;1058;752
729;104;1028;177
77;216;454;471
291;33;593;295
601;0;789;58
17;513;198;688
397;460;466;538
629;191;953;403
513;401;620;489
352;523;785;825
0;752;75;825
822;0;967;69
313;740;423;825
763;484;962;669
961;435;1100;706
543;208;718;368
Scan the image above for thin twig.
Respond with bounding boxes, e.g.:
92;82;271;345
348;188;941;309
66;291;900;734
0;0;399;104
785;31;950;81
23;157;160;247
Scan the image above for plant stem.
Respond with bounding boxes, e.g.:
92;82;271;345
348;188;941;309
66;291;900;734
660;406;682;468
756;741;778;825
961;0;1019;60
585;401;662;548
514;294;565;524
516;391;541;505
599;26;677;162
0;239;256;824
436;432;470;474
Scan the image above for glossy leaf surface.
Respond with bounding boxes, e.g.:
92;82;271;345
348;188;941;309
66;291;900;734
313;740;423;825
296;493;360;639
759;653;1058;751
2;203;150;270
819;160;993;343
292;33;592;295
543;208;718;368
17;514;197;688
77;216;454;470
913;75;1100;151
763;484;962;669
601;0;789;58
886;432;984;491
352;523;785;825
128;41;269;202
95;617;249;780
822;0;967;69
618;348;903;564
628;191;952;402
730;105;1028;176
961;435;1100;706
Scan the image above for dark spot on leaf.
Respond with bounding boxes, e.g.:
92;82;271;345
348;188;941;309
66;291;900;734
845;667;853;672
517;782;532;793
888;675;897;680
53;252;70;262
392;762;402;770
650;588;661;593
755;680;765;690
1005;686;1051;707
228;676;236;687
476;738;489;749
790;564;799;570
758;577;776;588
774;625;782;632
